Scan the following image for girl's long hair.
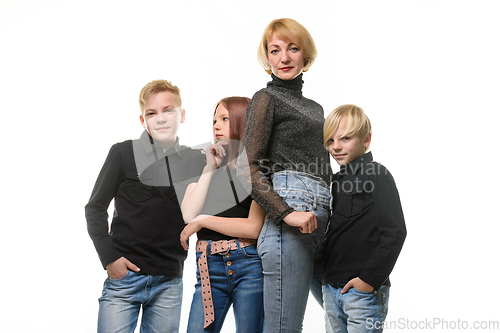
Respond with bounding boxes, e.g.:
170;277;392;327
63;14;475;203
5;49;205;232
214;96;251;169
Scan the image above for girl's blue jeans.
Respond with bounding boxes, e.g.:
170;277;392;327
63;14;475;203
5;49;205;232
187;242;264;333
257;170;331;333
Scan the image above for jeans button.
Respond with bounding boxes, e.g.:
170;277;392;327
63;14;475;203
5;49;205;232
224;253;230;258
227;261;232;266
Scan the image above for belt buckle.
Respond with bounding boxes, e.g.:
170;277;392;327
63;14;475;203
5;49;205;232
220;240;232;255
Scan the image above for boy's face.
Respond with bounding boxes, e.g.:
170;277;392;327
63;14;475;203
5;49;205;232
140;91;185;149
327;118;371;166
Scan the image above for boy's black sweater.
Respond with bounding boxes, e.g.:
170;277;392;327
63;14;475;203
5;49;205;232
85;131;203;277
323;152;406;290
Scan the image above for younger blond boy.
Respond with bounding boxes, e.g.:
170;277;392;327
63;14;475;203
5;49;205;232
85;80;203;333
322;104;407;333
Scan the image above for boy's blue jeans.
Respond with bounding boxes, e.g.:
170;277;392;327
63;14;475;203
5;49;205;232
97;271;183;333
187;243;264;333
258;170;331;333
322;283;390;333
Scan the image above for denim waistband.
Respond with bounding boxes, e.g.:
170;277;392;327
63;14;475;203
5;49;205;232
272;170;330;207
328;279;390;290
328;282;347;289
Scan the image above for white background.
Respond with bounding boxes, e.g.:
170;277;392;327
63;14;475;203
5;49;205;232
1;0;499;332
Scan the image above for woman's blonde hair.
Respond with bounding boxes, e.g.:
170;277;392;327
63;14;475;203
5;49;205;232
257;18;317;75
323;104;372;151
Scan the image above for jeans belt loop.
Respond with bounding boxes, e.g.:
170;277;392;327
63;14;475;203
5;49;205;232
235;239;243;253
196;238;257;328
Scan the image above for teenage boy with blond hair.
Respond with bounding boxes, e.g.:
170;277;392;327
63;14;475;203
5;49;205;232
85;79;202;333
322;104;407;333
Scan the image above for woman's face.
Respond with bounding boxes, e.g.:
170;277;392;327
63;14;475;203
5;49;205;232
267;32;305;80
213;104;230;142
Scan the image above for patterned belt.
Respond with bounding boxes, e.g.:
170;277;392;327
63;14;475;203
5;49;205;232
196;238;257;328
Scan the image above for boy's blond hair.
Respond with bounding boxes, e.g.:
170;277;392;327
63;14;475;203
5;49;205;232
257;18;317;75
324;104;372;151
138;80;181;115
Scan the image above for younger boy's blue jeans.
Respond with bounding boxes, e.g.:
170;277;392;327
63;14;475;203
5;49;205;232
97;271;182;333
322;283;390;333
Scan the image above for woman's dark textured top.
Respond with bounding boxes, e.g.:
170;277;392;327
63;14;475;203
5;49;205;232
237;74;333;222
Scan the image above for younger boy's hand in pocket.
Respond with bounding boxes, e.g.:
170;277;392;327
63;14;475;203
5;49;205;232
341;277;374;294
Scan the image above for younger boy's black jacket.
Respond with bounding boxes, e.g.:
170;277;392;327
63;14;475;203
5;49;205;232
323;152;406;290
85;131;203;277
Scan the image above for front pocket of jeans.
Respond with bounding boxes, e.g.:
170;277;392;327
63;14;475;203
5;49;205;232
108;269;130;282
351;286;375;295
242;245;259;258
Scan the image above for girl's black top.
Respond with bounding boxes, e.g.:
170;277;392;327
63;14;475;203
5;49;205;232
189;155;252;241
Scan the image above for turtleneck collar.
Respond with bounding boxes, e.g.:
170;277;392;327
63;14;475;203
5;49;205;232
267;73;304;92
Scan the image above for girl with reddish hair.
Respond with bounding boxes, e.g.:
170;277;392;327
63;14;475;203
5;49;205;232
180;96;265;333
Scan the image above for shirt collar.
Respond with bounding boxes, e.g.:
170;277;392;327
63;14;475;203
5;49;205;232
138;130;184;158
339;151;373;175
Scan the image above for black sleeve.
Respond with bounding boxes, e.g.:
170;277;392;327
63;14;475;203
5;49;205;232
84;144;123;269
359;169;407;290
237;90;294;223
172;149;206;204
187;151;207;184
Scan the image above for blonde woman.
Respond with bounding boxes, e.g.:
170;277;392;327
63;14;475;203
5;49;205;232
238;18;333;332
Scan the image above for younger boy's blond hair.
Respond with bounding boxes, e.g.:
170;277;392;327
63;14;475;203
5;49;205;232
138;80;181;115
323;104;372;151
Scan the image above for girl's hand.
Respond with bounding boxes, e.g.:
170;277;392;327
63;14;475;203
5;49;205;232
179;215;210;250
180;221;202;251
206;141;227;170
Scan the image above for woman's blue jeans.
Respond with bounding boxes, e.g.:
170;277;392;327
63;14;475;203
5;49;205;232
257;170;331;333
187;242;264;333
